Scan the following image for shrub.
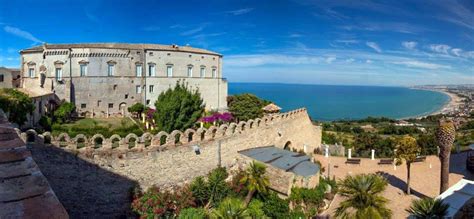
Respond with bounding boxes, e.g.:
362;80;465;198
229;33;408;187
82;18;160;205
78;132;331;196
178;208;207;219
131;186;195;218
247;199;265;218
39;116;52;131
53;101;75;124
190;176;209;207
0;88;35;125
262;192;289;218
206;167;231;207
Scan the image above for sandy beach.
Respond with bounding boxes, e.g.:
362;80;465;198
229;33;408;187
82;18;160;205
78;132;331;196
428;89;463;115
411;88;464;119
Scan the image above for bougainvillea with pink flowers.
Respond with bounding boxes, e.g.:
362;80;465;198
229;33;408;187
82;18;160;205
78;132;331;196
199;112;234;124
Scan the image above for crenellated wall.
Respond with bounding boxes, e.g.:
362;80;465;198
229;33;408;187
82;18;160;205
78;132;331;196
23;108;322;189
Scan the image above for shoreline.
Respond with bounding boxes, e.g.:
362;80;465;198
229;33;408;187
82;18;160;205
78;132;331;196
407;88;462;119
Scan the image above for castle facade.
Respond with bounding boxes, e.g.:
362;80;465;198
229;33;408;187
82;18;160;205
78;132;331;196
20;43;227;117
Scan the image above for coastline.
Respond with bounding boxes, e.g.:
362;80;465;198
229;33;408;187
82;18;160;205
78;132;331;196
409;88;462;119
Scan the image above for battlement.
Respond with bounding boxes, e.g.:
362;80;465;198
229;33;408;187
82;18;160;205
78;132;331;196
20;108;309;155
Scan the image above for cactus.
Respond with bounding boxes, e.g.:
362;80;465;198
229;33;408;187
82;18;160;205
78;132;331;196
435;119;456;194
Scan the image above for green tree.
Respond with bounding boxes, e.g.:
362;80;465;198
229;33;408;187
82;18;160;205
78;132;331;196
227;94;270;121
436;119;456;194
128;102;145;119
211;197;249;219
154;81;204;133
0;88;35;125
240;161;270;206
394;135;420;195
53;101;75;123
335;174;392;219
406;198;449;218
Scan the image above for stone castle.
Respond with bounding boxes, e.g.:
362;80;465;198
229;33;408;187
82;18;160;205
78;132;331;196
19;43;228;120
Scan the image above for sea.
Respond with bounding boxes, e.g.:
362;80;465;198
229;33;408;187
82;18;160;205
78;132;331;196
228;83;450;121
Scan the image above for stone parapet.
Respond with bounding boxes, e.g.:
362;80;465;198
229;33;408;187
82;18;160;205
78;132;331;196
0;109;68;218
21;108;312;156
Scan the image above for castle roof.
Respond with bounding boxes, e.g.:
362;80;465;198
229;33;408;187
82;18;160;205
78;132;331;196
21;43;221;56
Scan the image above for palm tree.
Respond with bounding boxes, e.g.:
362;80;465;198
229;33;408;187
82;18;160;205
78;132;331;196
335;174;392;219
406;198;449;218
240;161;270;206
211;197;249;219
435;119;456;194
394;135;420;195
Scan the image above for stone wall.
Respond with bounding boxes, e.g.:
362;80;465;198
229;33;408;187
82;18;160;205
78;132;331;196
0;109;68;218
24;108;322;189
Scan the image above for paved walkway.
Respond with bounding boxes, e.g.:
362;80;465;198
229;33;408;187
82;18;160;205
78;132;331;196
316;153;473;218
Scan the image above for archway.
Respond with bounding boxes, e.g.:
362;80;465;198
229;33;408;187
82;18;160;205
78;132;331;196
284;141;292;151
119;102;127;116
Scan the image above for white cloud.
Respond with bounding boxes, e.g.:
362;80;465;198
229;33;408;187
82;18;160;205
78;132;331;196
225;8;254;15
289;33;303;38
366;42;382;53
325;56;336;64
4;26;43;43
429;44;451;54
402;41;417;50
180;24;206;36
346;58;355;63
335;39;359;44
225;54;325;67
392;60;451;69
451;48;463;56
366;59;373;64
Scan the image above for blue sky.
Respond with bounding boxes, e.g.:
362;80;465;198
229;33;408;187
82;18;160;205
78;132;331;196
0;0;473;86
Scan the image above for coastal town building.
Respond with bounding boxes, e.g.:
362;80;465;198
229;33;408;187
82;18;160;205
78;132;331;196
0;67;21;88
19;43;228;118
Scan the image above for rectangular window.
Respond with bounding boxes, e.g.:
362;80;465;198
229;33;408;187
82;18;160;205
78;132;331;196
55;68;62;81
97;100;101;107
149;64;155;76
80;64;87;76
149;85;154;93
81;104;86;109
167;66;173;77
136;64;142;77
0;74;3;82
212;69;217;78
200;67;205;78
146;99;150;105
136;85;142;94
28;68;35;78
108;64;114;76
187;66;193;77
108;103;113;108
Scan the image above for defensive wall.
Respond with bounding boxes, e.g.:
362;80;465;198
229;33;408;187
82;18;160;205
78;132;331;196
22;108;322;190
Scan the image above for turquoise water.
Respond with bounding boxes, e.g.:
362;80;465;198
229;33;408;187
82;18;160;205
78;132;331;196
228;83;450;121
